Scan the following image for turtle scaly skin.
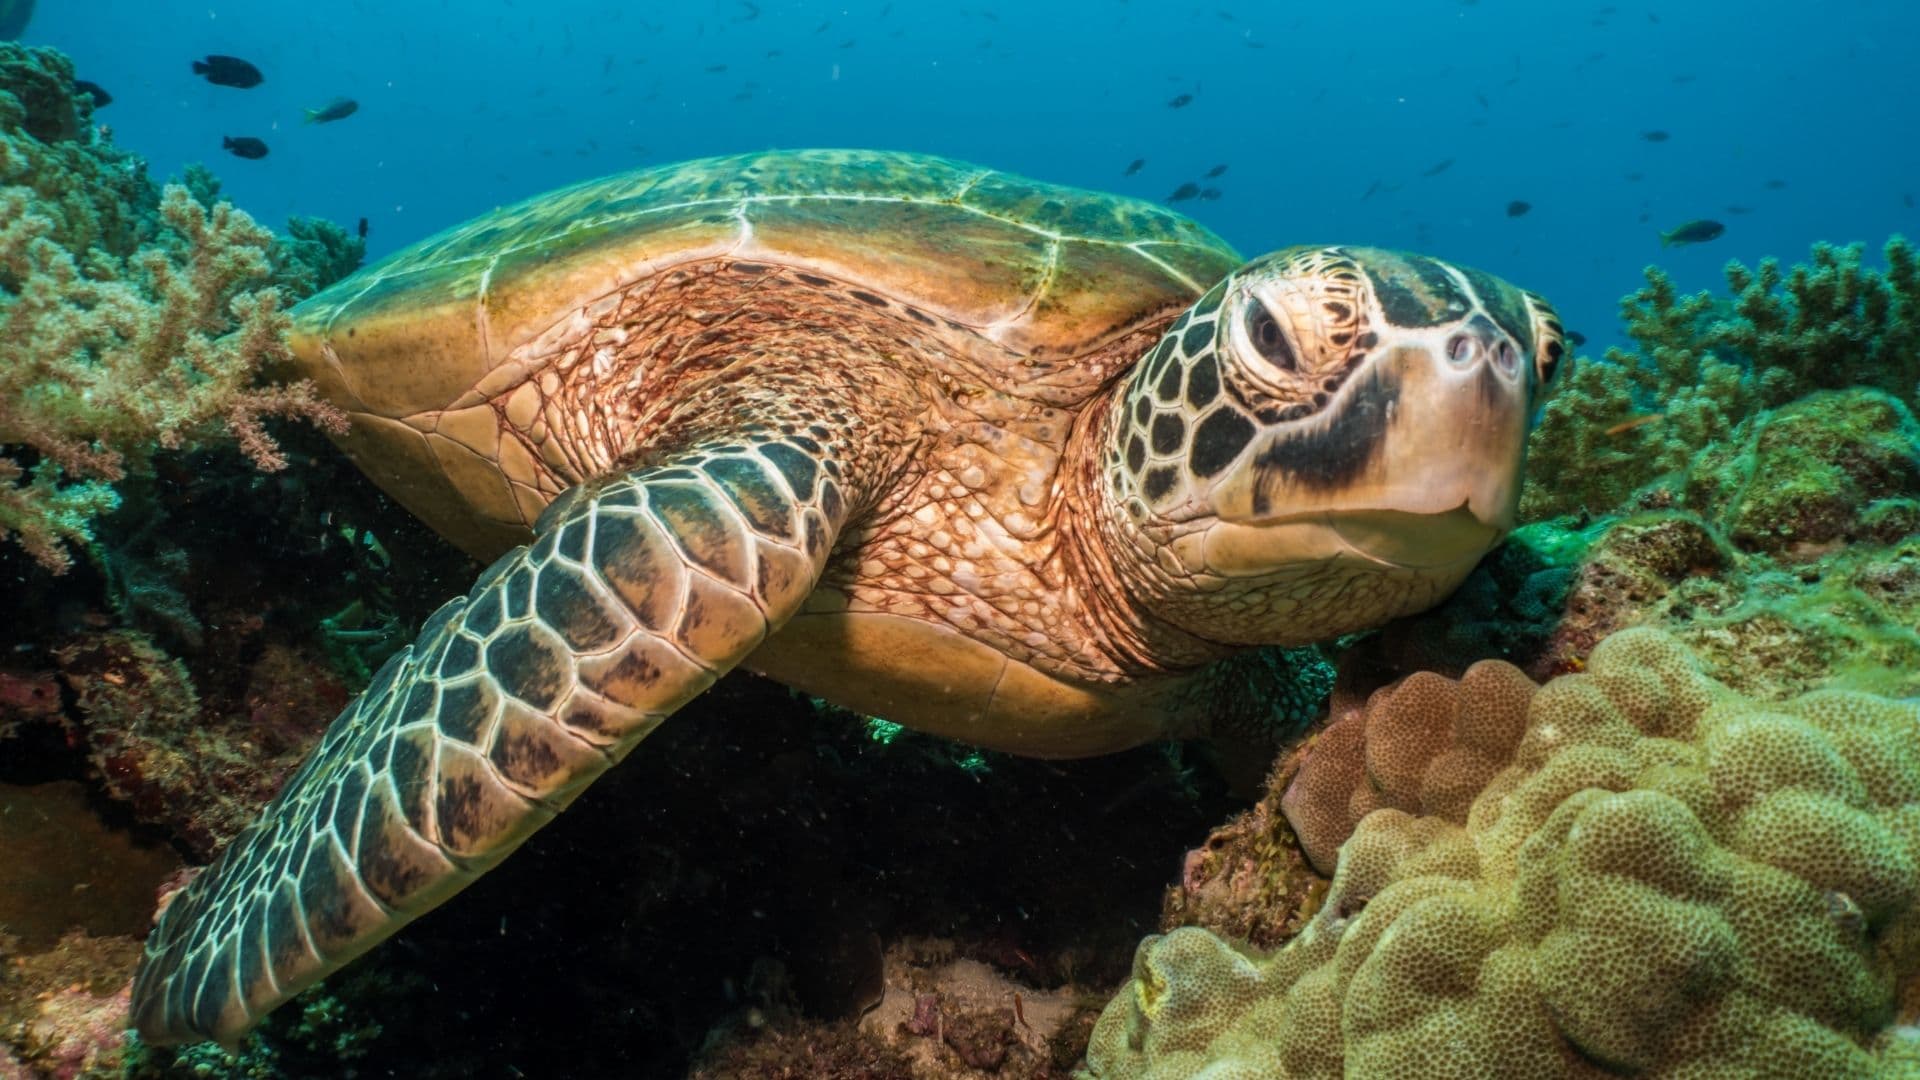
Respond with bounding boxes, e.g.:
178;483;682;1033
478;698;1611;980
131;150;1563;1045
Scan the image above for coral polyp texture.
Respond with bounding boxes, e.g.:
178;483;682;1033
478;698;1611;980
1278;658;1538;876
0;39;347;572
1522;235;1918;521
1083;628;1920;1078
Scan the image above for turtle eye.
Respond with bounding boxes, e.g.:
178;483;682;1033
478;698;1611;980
1244;304;1296;372
1539;337;1565;385
1525;291;1567;388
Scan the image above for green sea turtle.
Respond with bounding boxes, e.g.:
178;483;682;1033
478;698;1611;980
130;149;1564;1044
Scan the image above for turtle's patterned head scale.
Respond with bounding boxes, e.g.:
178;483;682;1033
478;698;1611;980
1095;245;1564;646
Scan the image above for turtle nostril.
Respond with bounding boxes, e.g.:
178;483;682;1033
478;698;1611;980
1493;340;1518;375
1446;334;1479;367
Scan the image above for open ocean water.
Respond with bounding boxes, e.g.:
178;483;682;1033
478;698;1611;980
31;0;1920;354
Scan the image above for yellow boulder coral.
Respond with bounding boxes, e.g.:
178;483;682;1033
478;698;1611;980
1084;629;1920;1078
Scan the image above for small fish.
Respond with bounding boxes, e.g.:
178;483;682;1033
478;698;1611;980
357;216;369;240
1167;93;1193;108
1906;193;1916;209
1198;187;1222;201
1624;171;1645;182
1204;163;1228;178
1763;179;1788;190
1167;182;1200;202
1660;219;1725;247
222;135;268;159
1421;158;1454;177
1360;179;1380;200
74;79;111;107
1640;129;1670;142
705;64;728;73
1603;412;1665;437
1566;330;1588;347
1123;158;1145;176
1506;199;1531;217
1724;205;1753;215
304;97;359;124
1475;92;1490;110
193;55;263;89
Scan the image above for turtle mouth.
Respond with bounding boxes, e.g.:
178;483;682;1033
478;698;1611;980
1200;503;1501;576
1324;504;1500;570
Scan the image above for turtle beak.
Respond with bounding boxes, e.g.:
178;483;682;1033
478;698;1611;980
1206;327;1528;575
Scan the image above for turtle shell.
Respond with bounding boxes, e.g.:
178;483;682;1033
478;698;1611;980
285;150;1240;551
292;149;1238;412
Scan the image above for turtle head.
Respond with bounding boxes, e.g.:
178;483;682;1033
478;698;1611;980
1098;246;1564;646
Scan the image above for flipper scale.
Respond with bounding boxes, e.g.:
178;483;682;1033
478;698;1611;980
132;435;851;1045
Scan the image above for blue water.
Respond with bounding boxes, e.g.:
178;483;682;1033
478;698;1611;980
28;0;1920;354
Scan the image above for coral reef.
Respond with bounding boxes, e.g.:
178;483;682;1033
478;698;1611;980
0;930;143;1080
1522;235;1918;521
0;39;430;1078
0;40;347;572
692;1019;918;1080
1155;747;1327;951
1084;629;1920;1078
50;631;347;858
1278;659;1537;876
1683;388;1919;556
269;216;367;299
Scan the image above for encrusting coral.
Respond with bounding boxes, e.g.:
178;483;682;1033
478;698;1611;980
1083;628;1920;1078
1683;387;1919;556
1522;236;1918;521
0;40;347;572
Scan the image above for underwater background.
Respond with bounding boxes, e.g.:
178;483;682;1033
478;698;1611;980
33;0;1920;353
4;1;1920;1078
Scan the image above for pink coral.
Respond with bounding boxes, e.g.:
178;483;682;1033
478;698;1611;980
1280;659;1536;874
21;983;130;1080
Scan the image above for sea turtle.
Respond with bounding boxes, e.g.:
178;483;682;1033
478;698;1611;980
130;149;1564;1044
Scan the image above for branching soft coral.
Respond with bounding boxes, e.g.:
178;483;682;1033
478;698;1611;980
1523;236;1918;521
0;184;346;570
0;40;357;572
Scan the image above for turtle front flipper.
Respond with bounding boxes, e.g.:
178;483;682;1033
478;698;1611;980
130;434;860;1046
